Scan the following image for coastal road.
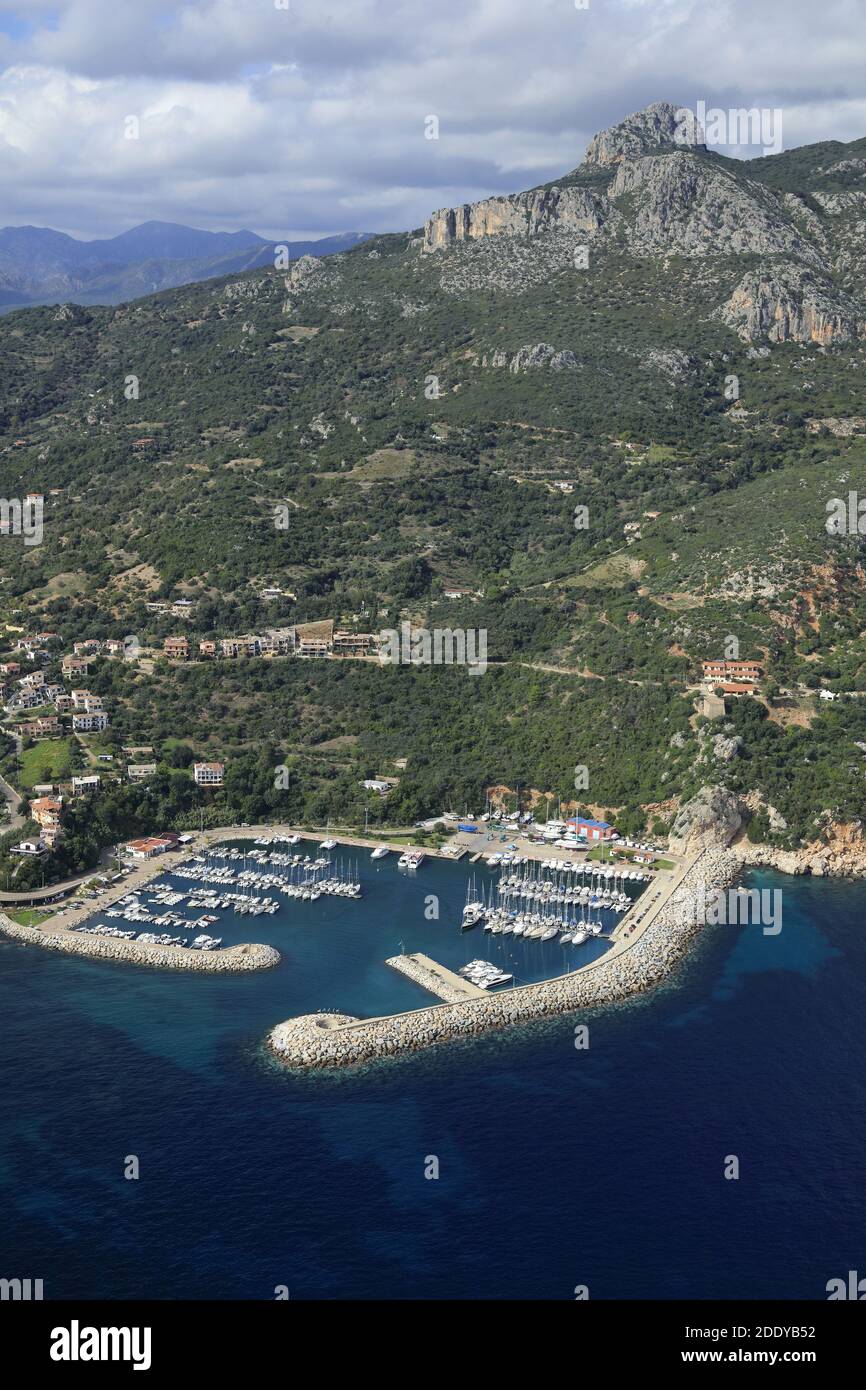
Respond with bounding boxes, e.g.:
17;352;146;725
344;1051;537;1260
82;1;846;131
608;847;704;955
0;769;26;833
0;730;26;832
0;847;117;906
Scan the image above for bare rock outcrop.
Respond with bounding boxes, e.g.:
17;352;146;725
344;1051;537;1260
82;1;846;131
285;255;329;292
583;100;703;166
423;184;607;253
509;343;578;373
714;264;866;344
669;785;742;853
711;733;743;764
611;153;818;261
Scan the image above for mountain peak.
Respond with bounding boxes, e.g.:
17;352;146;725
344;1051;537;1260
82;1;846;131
583;100;704;166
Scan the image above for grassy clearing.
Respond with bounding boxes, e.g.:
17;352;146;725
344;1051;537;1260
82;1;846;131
18;738;77;788
6;908;54;927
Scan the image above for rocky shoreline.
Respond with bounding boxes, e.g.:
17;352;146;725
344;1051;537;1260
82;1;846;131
0;915;280;973
736;836;866;879
267;845;743;1070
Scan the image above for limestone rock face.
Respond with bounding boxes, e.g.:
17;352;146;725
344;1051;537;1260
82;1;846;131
509;343;578;372
670;785;742;853
644;347;695;380
715;264;866;344
611;153;816;260
423;184;607;252
285;255;328;291
712;733;743;763
583;100;703;166
417;99;866;340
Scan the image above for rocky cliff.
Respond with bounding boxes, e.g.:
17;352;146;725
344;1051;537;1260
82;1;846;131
583;100;704;166
669;785;743;854
420;100;866;344
423;184;608;253
714;264;866;344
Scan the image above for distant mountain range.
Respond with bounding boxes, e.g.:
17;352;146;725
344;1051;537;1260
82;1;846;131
0;221;375;310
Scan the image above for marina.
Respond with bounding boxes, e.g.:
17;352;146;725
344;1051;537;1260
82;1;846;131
1;832;626;990
268;845;741;1068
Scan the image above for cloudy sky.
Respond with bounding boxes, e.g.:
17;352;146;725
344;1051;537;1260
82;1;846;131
1;0;865;242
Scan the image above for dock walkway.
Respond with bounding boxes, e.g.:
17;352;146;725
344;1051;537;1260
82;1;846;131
386;952;486;1001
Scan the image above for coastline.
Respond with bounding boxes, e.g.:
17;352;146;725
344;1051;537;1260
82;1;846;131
267;844;744;1070
7;809;859;992
0;837;283;972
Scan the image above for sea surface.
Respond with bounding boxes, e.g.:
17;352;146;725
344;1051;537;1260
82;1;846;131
1;850;864;1300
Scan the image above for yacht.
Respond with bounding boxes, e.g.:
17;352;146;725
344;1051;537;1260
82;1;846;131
320;838;337;851
461;904;484;931
370;845;389;860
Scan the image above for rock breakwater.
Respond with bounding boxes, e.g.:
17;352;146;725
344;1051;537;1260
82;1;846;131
268;848;742;1069
0;915;280;973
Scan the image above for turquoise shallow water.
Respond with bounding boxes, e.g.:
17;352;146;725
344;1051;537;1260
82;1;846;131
0;858;864;1300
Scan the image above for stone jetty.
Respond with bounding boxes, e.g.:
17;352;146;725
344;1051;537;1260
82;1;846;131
0;915;280;973
268;846;743;1069
387;952;486;1000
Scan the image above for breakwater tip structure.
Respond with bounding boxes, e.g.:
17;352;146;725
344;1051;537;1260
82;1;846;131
268;846;742;1070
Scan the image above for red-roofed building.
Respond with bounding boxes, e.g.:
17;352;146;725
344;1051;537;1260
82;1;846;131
122;836;173;860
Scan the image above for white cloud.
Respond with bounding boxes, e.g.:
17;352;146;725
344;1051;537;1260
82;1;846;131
1;0;866;238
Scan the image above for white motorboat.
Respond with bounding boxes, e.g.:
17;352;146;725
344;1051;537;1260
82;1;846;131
371;846;389;860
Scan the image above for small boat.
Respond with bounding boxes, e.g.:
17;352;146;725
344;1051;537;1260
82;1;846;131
370;846;389;860
320;839;337;851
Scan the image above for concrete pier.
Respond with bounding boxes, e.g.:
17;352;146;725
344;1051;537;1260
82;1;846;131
387;952;486;1000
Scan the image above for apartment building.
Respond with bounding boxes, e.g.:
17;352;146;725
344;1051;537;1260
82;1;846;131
72;711;110;732
702;659;762;684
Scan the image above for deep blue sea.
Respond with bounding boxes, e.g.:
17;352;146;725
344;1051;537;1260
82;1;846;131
1;849;864;1300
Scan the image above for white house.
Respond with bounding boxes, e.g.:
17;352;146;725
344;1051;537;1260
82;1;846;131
71;775;101;794
194;761;225;786
128;763;157;782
